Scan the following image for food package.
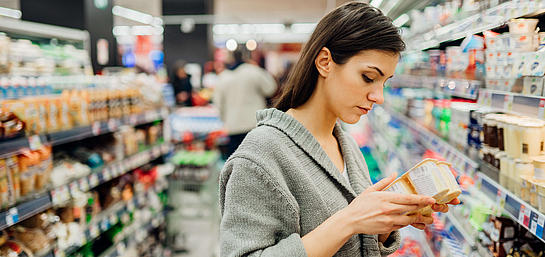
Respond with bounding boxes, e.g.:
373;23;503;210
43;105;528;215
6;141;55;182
78;90;90;126
45;97;60;133
10;226;50;253
0;240;34;257
59;94;73;131
34;98;48;134
35;146;52;191
148;125;159;145
19;213;48;229
6;156;20;202
0;160;9;209
0;110;24;140
383;159;461;215
18;151;39;197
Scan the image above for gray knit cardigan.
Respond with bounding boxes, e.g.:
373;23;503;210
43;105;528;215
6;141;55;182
219;108;401;256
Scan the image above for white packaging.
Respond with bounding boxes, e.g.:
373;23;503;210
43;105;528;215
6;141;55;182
508;19;539;34
513;33;537;52
487;50;498;64
530;52;545;76
497;51;506;65
523;76;544;95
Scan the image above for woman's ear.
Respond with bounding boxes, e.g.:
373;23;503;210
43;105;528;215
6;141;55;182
315;47;332;78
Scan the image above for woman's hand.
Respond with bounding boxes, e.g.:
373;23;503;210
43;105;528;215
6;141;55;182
341;172;436;236
411;198;461;230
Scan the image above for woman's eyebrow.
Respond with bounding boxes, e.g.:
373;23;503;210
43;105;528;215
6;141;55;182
367;66;384;76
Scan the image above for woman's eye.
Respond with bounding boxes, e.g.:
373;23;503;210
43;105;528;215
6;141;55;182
362;75;374;83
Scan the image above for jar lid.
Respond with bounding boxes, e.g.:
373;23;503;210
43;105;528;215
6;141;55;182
515;158;533;164
531;156;545;163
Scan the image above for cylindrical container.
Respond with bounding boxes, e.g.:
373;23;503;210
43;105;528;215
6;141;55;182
532;156;545;180
520;175;533;202
507;122;523;158
512;33;537;52
482;146;491;164
490;148;500;167
508;19;539;34
515;159;534;197
483;116;490;146
487;117;499;148
500;155;511;187
497;116;507;151
494;151;506;170
539;182;545;212
508;158;517;192
520;121;545;161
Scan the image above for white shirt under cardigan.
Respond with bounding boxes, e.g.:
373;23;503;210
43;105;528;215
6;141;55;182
219;108;400;257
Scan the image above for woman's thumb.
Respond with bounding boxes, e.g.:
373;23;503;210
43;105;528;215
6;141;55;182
366;172;397;192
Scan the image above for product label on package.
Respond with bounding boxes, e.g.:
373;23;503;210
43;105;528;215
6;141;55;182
408;163;440;197
537;215;545;238
535;167;545;180
531;212;539;234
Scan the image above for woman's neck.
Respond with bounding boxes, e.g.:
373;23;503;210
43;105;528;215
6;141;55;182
286;87;337;141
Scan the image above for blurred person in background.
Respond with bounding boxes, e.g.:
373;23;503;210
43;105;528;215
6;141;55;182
213;50;277;158
171;60;193;106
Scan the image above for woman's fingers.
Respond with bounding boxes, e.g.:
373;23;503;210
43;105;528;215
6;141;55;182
418;215;434;225
395;214;420;226
366;172;398;192
411;223;426;230
386;193;435;206
448;198;461;205
432;204;449;213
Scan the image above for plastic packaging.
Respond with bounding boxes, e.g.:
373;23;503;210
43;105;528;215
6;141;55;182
508;19;539;34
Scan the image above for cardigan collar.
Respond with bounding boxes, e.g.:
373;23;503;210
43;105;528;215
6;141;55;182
256;108;367;198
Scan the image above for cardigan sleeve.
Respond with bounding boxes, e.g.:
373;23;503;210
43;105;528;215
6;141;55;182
378;230;401;256
219;157;308;257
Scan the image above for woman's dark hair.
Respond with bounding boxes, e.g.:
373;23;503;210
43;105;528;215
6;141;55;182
274;2;405;112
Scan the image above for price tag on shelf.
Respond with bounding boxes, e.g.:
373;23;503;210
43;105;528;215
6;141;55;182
111;164;121;177
51;188;61;205
90;224;99;238
69;181;80;196
79;177;90;192
539;99;545;119
92;121;101;136
89;173;99;188
531;212;539;235
117;162;126;175
103;168;112;181
101;219;109;231
537;215;545;238
80;235;87;246
109;213;118;225
519;204;526;224
5;207;19;226
130;114;138;125
116;242;126;255
145;111;155;122
61;185;71;202
496;189;507;208
54;249;66;257
503;95;514;111
127;199;135;211
108;118;117;132
476;177;482;190
485;91;492;106
28;135;42;151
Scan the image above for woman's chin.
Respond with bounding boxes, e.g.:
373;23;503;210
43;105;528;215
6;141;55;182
338;114;363;125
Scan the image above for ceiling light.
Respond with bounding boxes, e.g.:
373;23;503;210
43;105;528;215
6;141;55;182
291;23;316;34
393;13;410;27
112;5;153;24
370;0;384;8
246;39;257;51
131;25;153;35
0;7;21;19
382;0;400;15
213;23;285;35
113;26;130;36
226;39;237;51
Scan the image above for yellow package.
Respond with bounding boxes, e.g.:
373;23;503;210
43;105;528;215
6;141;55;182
35;98;48;134
59;93;73;130
0;159;9;208
6;156;20;202
46;97;60;133
79;90;90;126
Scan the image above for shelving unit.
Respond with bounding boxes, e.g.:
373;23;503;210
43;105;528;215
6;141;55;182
380;105;479;177
476;172;545;243
478;89;545;120
405;1;545;52
388;74;481;100
444;212;477;255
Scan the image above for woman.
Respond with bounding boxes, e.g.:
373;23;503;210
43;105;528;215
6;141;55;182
219;2;459;257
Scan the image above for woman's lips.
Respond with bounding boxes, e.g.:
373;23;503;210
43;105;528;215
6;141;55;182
358;106;369;114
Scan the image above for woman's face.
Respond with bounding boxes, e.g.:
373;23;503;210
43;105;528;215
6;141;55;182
321;49;399;124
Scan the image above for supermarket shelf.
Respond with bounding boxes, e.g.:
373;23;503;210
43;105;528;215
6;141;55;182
0;193;52;231
480;160;500;183
367;121;413;173
99;209;167;257
381;105;479;177
366;136;391;177
476;172;545;243
399;227;435;257
405;1;545;52
0;18;90;46
444;212;477;254
49;107;168;146
51;142;170;206
0;135;48;158
477;89;545;120
388;74;481;100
